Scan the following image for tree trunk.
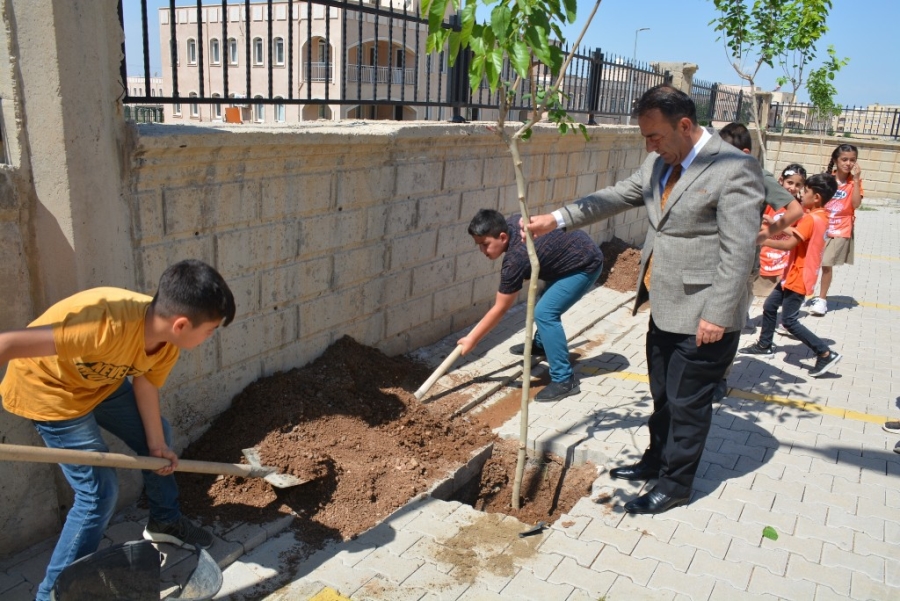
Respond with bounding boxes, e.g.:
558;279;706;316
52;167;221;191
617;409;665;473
508;135;540;510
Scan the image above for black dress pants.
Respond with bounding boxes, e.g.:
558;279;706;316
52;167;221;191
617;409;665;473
641;317;740;498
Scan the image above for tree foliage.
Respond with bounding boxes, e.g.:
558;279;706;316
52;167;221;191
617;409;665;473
422;0;588;139
709;0;836;162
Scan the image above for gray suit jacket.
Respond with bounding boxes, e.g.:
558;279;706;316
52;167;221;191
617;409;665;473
558;134;764;335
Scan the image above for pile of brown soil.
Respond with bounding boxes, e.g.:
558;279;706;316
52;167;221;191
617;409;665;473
177;336;596;551
599;237;641;292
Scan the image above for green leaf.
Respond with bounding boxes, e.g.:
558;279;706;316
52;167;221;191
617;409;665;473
563;0;577;23
491;4;512;41
521;127;533;140
509;40;531;80
762;526;779;541
424;0;449;36
468;55;485;92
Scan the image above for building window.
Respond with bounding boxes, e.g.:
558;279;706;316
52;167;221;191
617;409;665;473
254;96;265;122
187;38;197;65
211;94;222;120
274;37;285;66
210;39;220;65
275;98;285;122
174;103;182;116
253;37;264;65
317;39;329;63
228;38;238;65
189;93;199;117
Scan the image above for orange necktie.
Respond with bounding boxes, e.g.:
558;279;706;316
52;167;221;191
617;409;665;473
643;163;683;291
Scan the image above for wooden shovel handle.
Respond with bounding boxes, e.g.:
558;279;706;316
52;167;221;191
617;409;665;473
414;345;463;400
0;443;271;478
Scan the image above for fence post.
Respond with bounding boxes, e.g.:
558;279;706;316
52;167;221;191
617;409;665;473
663;70;672;86
708;83;719;122
586;49;603;126
891;109;900;140
735;89;743;122
446;14;468;123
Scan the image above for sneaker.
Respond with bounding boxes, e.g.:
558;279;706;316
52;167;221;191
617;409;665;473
894;441;900;455
535;378;580;402
509;342;545;356
882;421;900;435
143;515;213;549
739;342;775;358
775;324;795;338
809;351;842;377
808;297;828;316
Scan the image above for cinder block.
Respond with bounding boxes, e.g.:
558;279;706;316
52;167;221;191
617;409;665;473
385;295;433;339
396;160;444;198
299;209;367;256
219;307;297;366
336;165;395;207
217;222;299;273
419;193;462;229
260;257;332;308
333;245;387;289
444;158;486;193
163;181;259;236
389;230;437;270
137;237;214;291
411;257;456;295
260;172;333;219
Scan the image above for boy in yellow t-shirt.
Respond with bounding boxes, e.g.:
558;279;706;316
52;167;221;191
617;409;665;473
0;259;235;601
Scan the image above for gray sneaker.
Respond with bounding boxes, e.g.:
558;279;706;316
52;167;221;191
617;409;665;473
143;515;213;549
882;421;900;435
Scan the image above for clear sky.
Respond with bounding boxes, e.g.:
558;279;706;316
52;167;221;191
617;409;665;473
123;0;896;107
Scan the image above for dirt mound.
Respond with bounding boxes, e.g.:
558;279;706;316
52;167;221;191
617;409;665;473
176;336;596;552
599;237;641;292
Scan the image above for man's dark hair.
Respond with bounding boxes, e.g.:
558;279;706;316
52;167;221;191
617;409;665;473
634;84;697;126
804;173;838;204
718;122;752;152
151;259;236;327
468;209;508;238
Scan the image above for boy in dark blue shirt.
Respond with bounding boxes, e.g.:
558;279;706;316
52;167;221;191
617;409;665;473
458;209;603;401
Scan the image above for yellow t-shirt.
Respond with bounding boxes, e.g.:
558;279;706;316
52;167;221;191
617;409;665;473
0;288;180;421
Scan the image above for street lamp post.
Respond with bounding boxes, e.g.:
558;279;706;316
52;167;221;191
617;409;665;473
625;27;650;126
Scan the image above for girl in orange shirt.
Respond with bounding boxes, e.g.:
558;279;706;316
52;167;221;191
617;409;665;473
808;144;864;316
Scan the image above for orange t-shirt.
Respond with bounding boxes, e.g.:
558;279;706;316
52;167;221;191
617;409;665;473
824;175;863;238
783;208;829;295
759;205;791;276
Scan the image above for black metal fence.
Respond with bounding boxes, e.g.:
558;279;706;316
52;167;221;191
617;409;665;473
691;78;754;125
769;102;900;141
120;0;672;123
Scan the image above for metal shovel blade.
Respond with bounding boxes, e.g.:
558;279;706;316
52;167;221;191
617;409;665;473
241;447;308;489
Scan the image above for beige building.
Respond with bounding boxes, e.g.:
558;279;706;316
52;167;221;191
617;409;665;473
158;0;454;124
126;75;164;98
834;104;900;138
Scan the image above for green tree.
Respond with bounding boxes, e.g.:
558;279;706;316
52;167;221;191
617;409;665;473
422;0;601;509
806;45;849;165
709;0;834;164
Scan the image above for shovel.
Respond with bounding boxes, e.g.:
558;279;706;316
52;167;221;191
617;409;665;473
0;442;307;489
414;345;463;401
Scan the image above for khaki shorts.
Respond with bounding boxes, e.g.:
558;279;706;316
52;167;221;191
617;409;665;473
752;274;780;297
822;235;854;267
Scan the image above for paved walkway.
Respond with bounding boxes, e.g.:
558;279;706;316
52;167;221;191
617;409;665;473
1;204;898;600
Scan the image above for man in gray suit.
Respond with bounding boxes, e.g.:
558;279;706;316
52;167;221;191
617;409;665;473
526;85;764;514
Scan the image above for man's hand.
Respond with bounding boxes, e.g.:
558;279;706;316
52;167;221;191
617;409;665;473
696;319;725;346
520;214;558;242
149;446;178;476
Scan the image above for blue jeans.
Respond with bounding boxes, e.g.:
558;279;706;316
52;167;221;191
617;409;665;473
533;266;603;383
760;283;829;355
32;379;180;601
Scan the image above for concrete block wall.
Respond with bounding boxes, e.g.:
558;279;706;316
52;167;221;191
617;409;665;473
128;123;649;448
765;134;900;200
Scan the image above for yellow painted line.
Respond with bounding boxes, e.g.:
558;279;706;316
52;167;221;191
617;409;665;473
581;368;890;424
309;588;352;601
858;253;900;262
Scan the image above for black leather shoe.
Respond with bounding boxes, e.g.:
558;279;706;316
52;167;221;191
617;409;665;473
609;462;659;481
509;342;546;356
624;489;689;514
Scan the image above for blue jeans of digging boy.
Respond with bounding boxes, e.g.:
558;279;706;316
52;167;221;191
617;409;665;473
533;265;603;383
31;378;180;601
760;282;829;355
